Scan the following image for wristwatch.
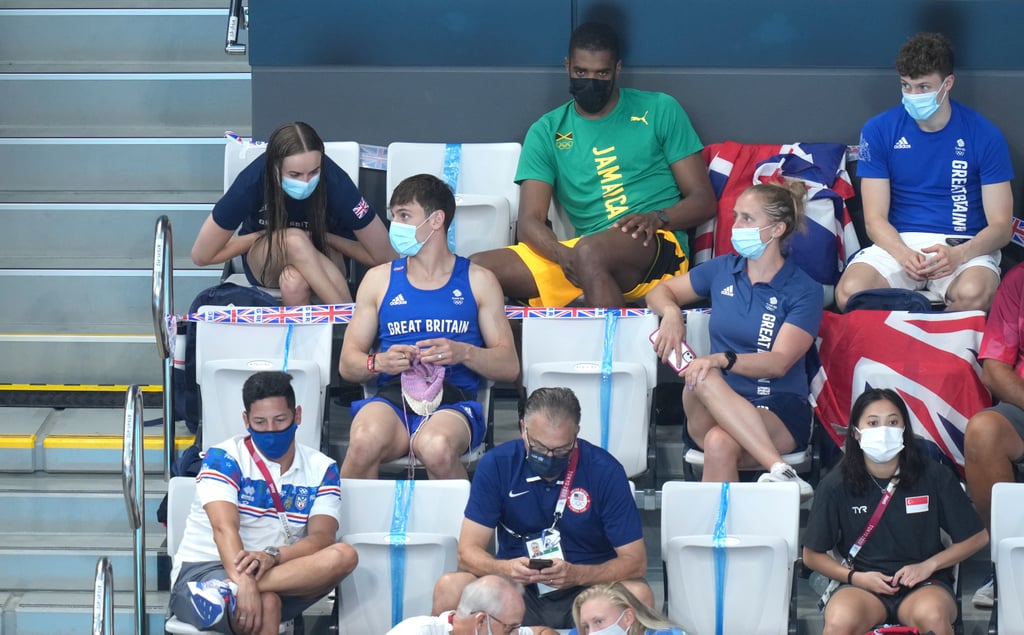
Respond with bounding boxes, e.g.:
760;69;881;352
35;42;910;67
654;209;670;227
263;545;281;566
722;350;738;373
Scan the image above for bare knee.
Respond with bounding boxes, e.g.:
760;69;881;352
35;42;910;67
948;280;996;311
433;571;476;614
324;542;359;580
415;431;463;471
965;411;1018;462
702;427;742;466
261;591;282;623
278;265;311;304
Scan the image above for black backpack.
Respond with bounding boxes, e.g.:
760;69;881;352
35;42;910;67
174;282;278;433
844;288;934;313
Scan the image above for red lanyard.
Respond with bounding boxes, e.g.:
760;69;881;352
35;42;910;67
848;469;901;561
243;436;294;542
550;445;580;529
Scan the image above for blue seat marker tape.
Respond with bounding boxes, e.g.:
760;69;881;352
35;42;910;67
281;324;293;373
388;479;415;626
713;482;730;635
599;312;619;450
442;143;462;252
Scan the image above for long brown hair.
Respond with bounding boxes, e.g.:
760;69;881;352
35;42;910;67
260;121;328;282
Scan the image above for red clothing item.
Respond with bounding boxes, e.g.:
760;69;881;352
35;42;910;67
980;262;1024;378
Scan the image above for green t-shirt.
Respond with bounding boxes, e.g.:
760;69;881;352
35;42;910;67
515;88;703;250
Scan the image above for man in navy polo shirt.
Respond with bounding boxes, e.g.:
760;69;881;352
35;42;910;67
432;387;647;630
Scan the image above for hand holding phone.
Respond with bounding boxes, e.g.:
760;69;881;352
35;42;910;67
649;328;695;372
528;558;553;570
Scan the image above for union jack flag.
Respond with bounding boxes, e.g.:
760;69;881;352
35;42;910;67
352;197;370;219
359;144;389;171
1011;217;1024;248
811;310;991;473
696;141;860;286
309;304;354;323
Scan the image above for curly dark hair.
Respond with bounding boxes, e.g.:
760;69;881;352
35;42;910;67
895;32;954;79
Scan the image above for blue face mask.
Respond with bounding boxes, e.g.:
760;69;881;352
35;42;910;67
281;173;320;200
248;422;297;460
526;448;571;480
389;213;436;257
902;82;948;121
731;224;775;260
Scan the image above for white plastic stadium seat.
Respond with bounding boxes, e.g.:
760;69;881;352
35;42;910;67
165;477;295;635
221;140;362;292
991;482;1024;635
521;313;658;478
336;479;470;635
385;142;521;256
680;310;813;479
360;379;495;472
661;481;800;635
195;310;332;451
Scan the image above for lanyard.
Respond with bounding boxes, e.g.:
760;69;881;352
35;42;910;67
500;444;580;540
243;436;294;543
848;469;900;562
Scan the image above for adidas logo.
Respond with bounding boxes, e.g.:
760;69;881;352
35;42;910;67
894;137;911;150
721;285;734;297
389;293;407;306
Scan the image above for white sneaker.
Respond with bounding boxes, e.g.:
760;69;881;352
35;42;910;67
187;579;238;628
757;462;814;501
972;574;995;609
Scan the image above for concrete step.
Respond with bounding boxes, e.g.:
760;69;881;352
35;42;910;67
0;408;194;472
9;590;170;635
0;8;250;73
0;203;211;269
0;472;167;533
0;268;219;332
0;531;164;592
0;138;227;200
0;73;251;138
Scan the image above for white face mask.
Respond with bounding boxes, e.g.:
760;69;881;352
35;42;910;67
588;610;628;635
858;425;905;463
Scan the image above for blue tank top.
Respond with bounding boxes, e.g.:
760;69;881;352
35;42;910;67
376;256;483;393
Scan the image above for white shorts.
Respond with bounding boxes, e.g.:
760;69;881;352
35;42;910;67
849;232;1000;300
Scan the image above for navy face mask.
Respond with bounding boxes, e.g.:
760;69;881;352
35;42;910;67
248;422;297;460
526;448;571;480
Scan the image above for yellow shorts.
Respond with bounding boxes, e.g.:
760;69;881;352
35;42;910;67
506;229;689;307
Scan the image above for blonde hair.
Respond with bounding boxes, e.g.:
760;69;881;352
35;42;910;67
572;583;676;635
745;180;807;243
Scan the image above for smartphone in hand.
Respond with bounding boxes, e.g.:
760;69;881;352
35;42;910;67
528;558;553;570
649;328;695;372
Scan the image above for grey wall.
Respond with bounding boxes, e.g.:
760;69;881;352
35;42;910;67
249;0;1024;214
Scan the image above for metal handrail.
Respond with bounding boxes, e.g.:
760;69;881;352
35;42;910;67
91;557;114;635
152;215;175;480
225;0;246;55
121;385;147;635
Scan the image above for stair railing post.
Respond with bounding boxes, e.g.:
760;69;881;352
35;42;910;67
122;385;147;635
225;0;247;54
152;215;175;480
91;556;115;635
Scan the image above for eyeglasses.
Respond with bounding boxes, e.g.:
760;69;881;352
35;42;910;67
481;613;521;635
525;428;575;458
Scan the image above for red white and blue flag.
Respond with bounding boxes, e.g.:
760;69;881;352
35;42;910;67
1011;217;1024;248
697;141;860;285
811;310;991;472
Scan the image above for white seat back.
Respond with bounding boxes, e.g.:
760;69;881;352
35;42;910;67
167;476;197;558
522;314;657;477
385;142;521;256
992;482;1024;634
224;140;361;192
337;479;470;635
661;481;799;635
195;312;332;451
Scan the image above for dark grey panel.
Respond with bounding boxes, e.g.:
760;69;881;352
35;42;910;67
249;0;570;67
254;67;1023;215
578;0;1024;70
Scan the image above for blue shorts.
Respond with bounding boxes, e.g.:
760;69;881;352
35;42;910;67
685;391;812;451
351;391;486;450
